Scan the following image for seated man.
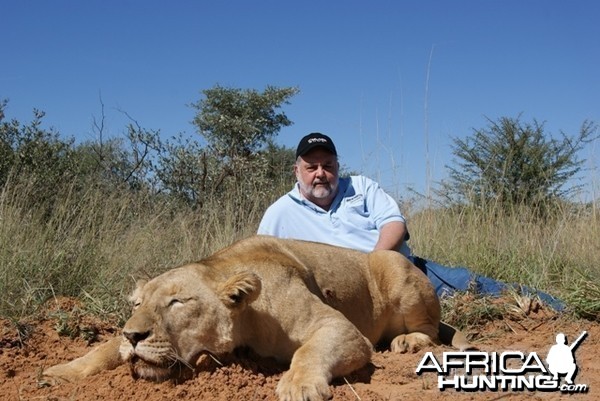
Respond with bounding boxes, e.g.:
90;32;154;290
258;132;563;310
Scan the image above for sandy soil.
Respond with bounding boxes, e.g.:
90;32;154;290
1;297;598;401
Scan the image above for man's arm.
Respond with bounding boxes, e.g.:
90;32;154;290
374;221;408;251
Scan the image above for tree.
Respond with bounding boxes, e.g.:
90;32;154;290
442;116;598;211
0;100;76;192
191;85;299;161
0;99;162;212
0;99;16;183
172;85;299;209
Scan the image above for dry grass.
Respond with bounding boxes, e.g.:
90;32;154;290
0;178;276;321
408;200;599;318
1;176;598;321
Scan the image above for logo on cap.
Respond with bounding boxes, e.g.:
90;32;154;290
296;133;337;158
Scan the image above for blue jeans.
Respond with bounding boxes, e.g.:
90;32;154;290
408;256;564;311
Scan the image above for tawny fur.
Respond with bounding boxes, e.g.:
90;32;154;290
43;235;470;401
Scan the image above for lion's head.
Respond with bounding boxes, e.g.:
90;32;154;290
118;265;262;381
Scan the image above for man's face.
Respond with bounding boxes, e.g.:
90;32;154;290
294;148;339;208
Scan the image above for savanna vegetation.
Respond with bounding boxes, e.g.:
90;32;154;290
0;87;598;328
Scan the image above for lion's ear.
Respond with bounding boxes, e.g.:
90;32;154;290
218;271;262;309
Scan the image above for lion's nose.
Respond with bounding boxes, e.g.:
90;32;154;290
123;330;150;347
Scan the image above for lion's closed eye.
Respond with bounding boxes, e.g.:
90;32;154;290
168;299;183;308
168;298;195;308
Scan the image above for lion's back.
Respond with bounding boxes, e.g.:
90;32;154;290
202;236;386;337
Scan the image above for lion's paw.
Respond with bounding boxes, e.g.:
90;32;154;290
276;369;332;401
41;363;84;384
390;332;434;353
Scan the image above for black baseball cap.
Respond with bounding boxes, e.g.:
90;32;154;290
295;133;337;158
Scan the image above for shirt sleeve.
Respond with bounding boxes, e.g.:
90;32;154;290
360;176;406;229
257;195;292;236
257;204;279;235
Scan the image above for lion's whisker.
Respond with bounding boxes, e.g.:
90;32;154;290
167;350;194;370
344;377;362;400
207;352;224;366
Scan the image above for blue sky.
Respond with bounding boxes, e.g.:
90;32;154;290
2;0;599;201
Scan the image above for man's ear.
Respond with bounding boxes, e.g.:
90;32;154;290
218;271;262;309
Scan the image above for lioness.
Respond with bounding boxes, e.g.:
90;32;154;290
43;235;470;401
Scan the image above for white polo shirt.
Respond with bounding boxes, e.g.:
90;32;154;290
257;175;411;257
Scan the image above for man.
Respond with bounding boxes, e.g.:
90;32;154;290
258;132;410;256
546;332;581;385
258;133;564;308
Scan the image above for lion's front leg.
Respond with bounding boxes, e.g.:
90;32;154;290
276;318;372;401
42;336;124;383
